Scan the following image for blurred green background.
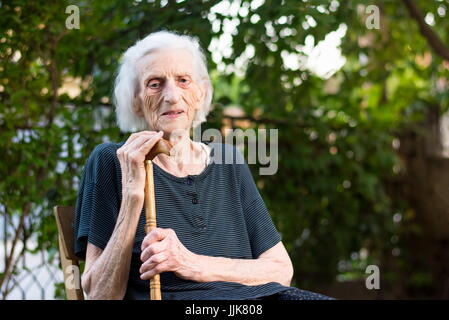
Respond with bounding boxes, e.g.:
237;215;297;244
1;0;449;299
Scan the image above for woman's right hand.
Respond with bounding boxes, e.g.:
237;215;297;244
116;130;164;199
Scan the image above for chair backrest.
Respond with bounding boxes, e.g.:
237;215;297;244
53;205;85;300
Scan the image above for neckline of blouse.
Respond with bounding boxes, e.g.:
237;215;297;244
152;141;216;183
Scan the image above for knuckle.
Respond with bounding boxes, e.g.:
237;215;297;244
122;150;130;158
148;245;156;255
150;229;159;238
154;265;164;273
131;132;143;138
155;228;164;238
129;155;140;164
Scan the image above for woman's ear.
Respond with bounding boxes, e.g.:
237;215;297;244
195;80;208;109
132;80;145;116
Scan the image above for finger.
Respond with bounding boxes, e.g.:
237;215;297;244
126;131;160;145
141;227;169;250
140;241;165;262
123;132;161;155
123;132;163;165
136;131;164;155
118;133;150;159
140;269;157;280
140;261;170;280
126;132;163;161
150;251;168;265
139;252;168;274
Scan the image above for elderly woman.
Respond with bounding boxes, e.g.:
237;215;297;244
74;30;332;300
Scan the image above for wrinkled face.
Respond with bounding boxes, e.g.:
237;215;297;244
133;48;205;135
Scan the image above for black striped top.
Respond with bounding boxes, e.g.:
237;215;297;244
74;141;291;300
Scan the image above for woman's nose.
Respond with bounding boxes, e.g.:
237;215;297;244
163;79;181;105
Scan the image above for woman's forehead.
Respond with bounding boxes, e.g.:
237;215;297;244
137;48;196;78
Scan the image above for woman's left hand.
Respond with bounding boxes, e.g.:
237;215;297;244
139;228;197;280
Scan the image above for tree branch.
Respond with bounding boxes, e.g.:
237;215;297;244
402;0;449;62
0;202;30;297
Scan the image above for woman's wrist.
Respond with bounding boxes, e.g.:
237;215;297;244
182;254;228;283
122;188;144;202
179;251;203;282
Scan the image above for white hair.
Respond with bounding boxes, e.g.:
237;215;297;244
113;30;214;133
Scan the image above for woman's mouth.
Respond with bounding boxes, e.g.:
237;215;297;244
161;110;184;119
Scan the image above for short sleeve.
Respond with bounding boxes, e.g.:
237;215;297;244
73;143;121;259
235;146;282;258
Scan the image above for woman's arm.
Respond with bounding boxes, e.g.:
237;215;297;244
80;131;165;299
81;192;143;299
191;242;294;286
139;228;294;287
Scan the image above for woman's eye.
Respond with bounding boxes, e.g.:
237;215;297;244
148;80;161;89
178;78;190;87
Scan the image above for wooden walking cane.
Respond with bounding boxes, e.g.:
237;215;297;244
144;138;172;300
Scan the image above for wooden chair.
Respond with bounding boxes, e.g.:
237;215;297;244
53;205;85;300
